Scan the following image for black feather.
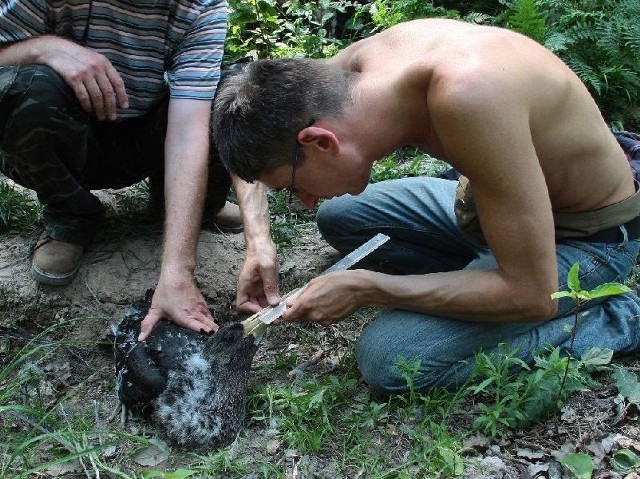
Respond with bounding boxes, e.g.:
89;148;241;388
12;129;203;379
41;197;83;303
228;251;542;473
113;290;259;449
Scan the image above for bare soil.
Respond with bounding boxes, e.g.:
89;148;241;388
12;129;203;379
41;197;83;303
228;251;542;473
1;188;639;478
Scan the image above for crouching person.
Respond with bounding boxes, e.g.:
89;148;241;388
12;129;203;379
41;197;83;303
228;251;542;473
212;18;640;395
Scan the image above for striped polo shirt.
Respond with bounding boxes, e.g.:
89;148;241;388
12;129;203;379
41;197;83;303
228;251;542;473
0;0;228;118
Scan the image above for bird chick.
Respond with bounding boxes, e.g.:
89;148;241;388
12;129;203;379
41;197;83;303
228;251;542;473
113;292;259;450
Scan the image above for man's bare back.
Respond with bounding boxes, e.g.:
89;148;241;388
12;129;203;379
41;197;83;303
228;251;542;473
330;18;634;213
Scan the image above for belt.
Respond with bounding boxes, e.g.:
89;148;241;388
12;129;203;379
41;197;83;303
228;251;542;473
570;214;640;243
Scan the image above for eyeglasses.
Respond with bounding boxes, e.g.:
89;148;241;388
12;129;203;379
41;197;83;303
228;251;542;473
287;140;300;208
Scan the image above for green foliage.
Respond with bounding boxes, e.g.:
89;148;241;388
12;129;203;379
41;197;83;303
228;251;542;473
468;345;595;437
368;0;461;30
247;352;467;476
612;448;640;474
0;180;42;234
532;0;640;130
248;373;358;452
551;263;632;303
226;0;352;60
612;366;640;407
549;262;630;417
506;0;547;43
561;452;594;479
370;150;449;183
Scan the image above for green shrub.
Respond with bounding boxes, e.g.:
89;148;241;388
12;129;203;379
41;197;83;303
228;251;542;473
514;0;640;130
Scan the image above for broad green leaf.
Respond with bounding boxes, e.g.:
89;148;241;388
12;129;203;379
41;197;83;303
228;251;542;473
561;452;593;479
142;472;165;479
438;446;464;475
575;290;592;300
551;291;574;299
580;348;613;366
612;449;640;472
165;469;198;479
586;283;631;299
471;377;495;394
612;367;640;406
567;263;581;293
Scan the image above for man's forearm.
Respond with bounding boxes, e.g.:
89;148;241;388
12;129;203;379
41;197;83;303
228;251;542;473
354;267;557;323
160;99;212;277
233;176;272;249
0;35;61;66
161;154;206;275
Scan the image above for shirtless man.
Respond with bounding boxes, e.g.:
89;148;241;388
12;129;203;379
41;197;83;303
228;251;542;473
213;19;640;394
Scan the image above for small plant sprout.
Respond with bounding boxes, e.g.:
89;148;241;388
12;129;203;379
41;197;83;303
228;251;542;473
550;262;631;392
551;262;632;307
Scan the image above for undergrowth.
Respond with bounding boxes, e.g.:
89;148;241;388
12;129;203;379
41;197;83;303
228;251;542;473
1;312;630;478
0;180;42;235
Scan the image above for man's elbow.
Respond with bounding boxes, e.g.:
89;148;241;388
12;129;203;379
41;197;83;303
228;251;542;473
515;287;559;322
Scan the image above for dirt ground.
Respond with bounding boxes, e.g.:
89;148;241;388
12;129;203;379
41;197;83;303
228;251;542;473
1;190;639;478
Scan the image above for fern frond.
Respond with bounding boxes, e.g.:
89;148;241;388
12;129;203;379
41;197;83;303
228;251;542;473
563;56;602;95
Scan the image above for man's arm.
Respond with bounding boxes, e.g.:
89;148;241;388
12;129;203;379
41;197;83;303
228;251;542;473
0;36;128;120
139;98;217;341
283;74;559;326
233;177;281;313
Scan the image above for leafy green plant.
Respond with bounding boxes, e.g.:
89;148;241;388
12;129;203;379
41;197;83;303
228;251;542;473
367;0;462;30
370;150;448;183
612;366;640;407
467;344;591;436
505;0;547;43
551;262;631;391
386;357;467;476
226;0;354;61
248;373;358;452
0;180;42;234
611;448;640;474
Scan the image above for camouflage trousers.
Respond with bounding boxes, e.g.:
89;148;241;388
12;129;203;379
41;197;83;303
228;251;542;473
0;64;231;245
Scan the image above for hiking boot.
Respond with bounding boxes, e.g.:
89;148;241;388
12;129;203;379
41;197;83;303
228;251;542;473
31;233;84;286
206;201;244;233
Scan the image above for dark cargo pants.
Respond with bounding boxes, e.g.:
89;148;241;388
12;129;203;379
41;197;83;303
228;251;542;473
0;64;231;245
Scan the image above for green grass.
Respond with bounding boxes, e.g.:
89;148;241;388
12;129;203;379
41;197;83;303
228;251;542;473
0;302;631;478
0;179;42;235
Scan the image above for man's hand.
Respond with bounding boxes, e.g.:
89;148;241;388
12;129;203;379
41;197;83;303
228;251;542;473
282;271;363;326
34;36;129;120
136;98;214;341
232;178;280;313
236;240;280;313
138;274;219;341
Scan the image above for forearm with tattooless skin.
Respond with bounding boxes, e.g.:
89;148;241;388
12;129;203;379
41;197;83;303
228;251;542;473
351;267;556;323
160;99;210;279
233;177;272;249
0;35;50;65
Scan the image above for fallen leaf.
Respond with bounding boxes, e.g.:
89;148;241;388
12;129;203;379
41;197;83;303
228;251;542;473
517;447;546;460
613;367;640;406
561;452;593;479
